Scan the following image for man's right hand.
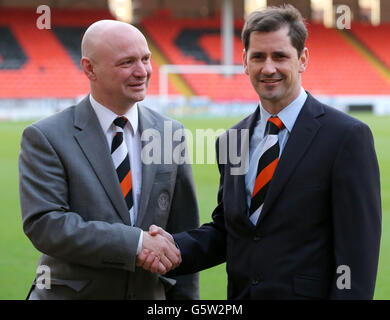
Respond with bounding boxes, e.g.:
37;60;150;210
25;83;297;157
148;224;175;244
136;230;181;274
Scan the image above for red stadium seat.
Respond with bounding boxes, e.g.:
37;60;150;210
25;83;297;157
141;14;390;99
1;8;390;100
303;23;390;95
0;8;172;98
0;8;114;98
349;22;390;70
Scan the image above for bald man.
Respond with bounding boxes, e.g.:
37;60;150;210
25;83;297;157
19;20;199;300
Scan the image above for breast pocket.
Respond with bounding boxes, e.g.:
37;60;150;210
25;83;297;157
154;170;176;183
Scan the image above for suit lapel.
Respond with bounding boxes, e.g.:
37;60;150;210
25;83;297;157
257;94;324;225
135;105;158;228
228;107;260;230
73;96;131;225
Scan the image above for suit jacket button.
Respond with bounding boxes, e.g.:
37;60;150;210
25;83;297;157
252;278;261;285
253;234;262;241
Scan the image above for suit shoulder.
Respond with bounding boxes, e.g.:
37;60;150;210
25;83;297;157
29;105;76;134
216;111;255;144
320;102;370;131
305;93;368;131
230;112;254;131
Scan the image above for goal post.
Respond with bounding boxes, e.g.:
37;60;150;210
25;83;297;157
158;64;245;102
155;64;262;118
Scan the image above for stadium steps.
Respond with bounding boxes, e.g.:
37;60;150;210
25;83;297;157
141;28;195;97
338;28;390;85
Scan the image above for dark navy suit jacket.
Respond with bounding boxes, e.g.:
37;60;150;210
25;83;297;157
172;93;381;299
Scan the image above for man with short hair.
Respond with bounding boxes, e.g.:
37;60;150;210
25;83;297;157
140;5;381;299
19;20;199;300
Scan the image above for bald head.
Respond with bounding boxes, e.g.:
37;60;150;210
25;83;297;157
81;20;146;62
80;19;152;114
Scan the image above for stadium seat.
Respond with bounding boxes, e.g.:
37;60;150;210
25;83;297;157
0;8;114;98
349;22;390;70
1;8;390;100
141;14;390;99
304;23;390;95
0;8;170;98
0;26;28;69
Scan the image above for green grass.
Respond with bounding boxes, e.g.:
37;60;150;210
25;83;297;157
347;112;390;300
0;113;389;299
0;122;41;299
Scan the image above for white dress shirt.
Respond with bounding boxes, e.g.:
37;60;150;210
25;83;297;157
245;87;308;224
90;94;143;253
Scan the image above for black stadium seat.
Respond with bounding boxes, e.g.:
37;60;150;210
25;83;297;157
174;28;242;65
0;26;28;70
52;27;87;69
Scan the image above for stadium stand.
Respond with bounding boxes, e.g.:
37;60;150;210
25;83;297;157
0;26;28;70
141;10;390;100
1;7;390;102
303;23;390;95
141;11;257;101
0;7;167;99
349;22;390;70
0;8;113;98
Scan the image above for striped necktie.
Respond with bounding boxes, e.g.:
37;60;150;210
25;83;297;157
111;116;133;212
249;116;284;225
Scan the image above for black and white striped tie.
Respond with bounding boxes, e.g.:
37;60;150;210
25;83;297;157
111;116;133;212
249;116;284;225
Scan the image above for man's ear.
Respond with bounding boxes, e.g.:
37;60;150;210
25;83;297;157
243;49;249;75
299;47;309;73
81;57;97;81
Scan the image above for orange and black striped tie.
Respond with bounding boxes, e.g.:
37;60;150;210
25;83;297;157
249;116;284;224
111;116;133;212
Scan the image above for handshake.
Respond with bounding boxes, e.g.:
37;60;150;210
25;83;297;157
136;225;180;275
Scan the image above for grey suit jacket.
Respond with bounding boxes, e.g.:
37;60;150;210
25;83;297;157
19;96;199;300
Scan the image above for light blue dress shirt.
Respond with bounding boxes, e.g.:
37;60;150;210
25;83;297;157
245;88;308;222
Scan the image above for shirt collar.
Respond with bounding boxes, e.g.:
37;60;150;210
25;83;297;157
259;87;307;134
89;94;139;135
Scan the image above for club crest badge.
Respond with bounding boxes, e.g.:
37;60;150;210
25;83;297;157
158;191;170;211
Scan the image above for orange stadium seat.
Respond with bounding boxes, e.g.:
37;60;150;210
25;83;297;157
141;13;257;101
349;22;390;69
0;8;164;99
303;23;390;95
1;8;390;100
0;8;114;98
141;13;390;100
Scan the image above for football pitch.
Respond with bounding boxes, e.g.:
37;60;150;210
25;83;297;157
0;112;389;299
